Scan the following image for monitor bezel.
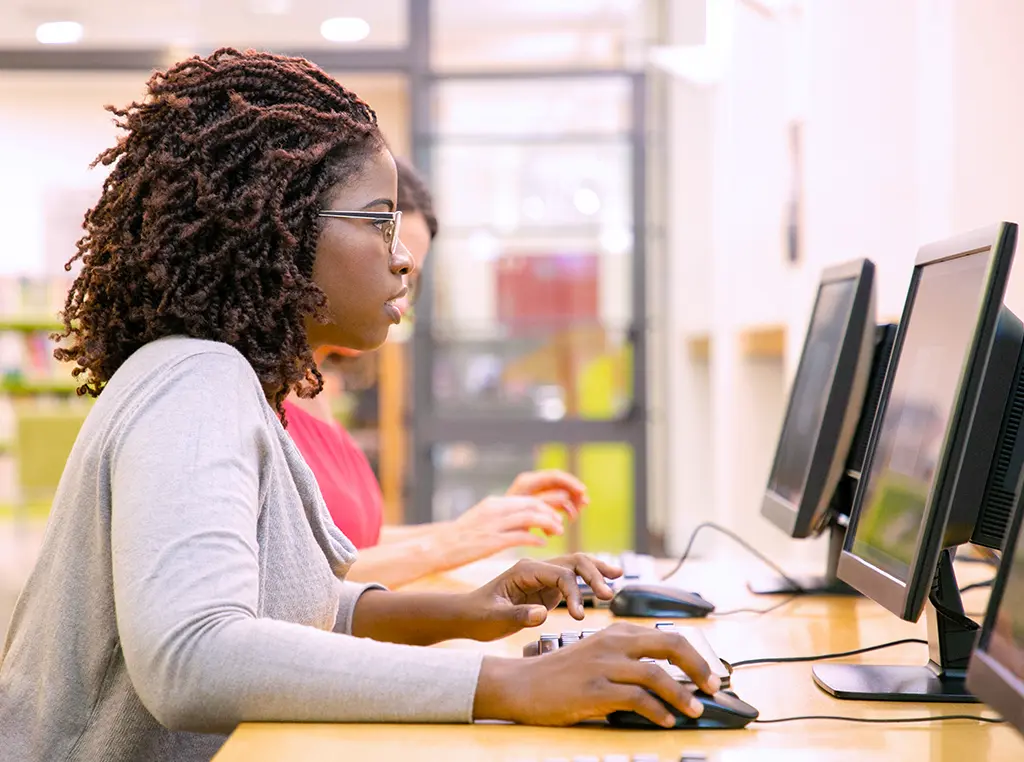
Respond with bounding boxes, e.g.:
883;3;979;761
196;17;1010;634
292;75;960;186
761;258;876;539
838;222;1018;621
967;481;1024;735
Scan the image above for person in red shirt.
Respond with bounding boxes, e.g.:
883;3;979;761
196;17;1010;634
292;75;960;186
284;158;587;587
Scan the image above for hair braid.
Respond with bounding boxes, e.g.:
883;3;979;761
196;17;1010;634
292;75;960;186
54;48;385;417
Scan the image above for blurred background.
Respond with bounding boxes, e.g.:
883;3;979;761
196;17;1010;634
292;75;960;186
3;0;1024;619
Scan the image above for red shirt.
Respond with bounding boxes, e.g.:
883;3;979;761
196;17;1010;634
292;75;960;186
282;400;383;549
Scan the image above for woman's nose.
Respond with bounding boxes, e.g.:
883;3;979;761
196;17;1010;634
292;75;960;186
391;239;416;276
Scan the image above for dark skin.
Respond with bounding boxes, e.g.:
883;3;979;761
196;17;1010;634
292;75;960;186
312;148;720;727
306;149;414;352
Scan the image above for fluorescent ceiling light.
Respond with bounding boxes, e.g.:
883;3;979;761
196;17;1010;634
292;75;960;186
320;17;370;43
250;0;292;13
36;21;83;45
573;187;601;216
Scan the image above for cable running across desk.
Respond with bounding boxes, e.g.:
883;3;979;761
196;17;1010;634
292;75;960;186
958;578;995;594
754;714;1003;725
729;637;927;668
661;522;806;592
711;594;801;618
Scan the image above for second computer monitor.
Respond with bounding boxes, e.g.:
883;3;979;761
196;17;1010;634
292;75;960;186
761;258;877;539
839;222;1019;622
812;222;1022;703
967;482;1024;737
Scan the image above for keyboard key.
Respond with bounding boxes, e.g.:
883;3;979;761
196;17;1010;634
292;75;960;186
539;634;561;653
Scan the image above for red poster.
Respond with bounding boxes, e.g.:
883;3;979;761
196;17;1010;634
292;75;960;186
496;253;599;334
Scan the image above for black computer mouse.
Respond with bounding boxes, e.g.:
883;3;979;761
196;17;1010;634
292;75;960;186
609;584;715;618
607;689;758;730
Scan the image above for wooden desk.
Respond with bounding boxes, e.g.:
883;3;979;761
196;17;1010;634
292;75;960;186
214;556;1024;761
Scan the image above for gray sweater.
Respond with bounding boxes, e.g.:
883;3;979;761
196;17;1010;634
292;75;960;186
0;337;483;761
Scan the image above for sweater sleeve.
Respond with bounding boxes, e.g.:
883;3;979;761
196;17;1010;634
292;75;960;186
109;351;482;734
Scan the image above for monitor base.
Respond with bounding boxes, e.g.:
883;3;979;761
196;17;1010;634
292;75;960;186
812;663;978;703
747;573;859;596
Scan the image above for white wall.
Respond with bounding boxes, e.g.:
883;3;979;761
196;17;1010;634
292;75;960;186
950;0;1024;317
659;0;1016;569
665;0;801;562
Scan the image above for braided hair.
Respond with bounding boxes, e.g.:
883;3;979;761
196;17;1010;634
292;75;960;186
395;157;438;240
54;48;386;415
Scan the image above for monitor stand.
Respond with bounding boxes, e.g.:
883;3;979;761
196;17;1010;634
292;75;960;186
747;521;858;596
812;549;980;702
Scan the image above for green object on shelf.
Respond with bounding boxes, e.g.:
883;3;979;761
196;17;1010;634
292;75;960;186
15;409;88;506
1;378;80;395
529;346;636;555
0;317;63;333
0;502;52;521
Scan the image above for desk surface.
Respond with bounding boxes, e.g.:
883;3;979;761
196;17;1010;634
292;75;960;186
214;555;1024;762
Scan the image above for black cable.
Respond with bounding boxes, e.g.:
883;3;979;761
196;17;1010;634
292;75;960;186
958;578;995;594
662;522;805;592
730;637;927;668
754;714;1003;725
956;547;1001;566
711;594;801;618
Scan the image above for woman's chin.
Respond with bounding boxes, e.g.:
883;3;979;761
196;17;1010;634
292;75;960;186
310;327;387;354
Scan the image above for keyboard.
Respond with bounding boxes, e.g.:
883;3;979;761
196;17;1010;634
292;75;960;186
577;551;660;603
523;622;732;688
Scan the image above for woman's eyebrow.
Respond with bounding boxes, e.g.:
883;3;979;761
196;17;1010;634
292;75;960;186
361;198;395;211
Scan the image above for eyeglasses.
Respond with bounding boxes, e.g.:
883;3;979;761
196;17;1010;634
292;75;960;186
317;210;403;256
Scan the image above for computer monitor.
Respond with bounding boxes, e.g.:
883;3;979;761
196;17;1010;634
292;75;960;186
966;479;1024;736
813;221;1024;702
752;259;897;596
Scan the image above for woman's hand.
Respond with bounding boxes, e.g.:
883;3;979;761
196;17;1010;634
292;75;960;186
473;623;721;727
426;470;589;572
432;495;566;570
455;555;622;642
506;469;589;520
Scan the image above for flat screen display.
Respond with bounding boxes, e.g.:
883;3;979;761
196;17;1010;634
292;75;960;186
849;250;991;582
768;279;857;504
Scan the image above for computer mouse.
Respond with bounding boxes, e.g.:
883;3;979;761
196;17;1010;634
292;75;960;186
607;689;758;730
609;584;715;618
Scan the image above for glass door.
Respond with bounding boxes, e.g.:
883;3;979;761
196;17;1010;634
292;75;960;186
410;71;650;553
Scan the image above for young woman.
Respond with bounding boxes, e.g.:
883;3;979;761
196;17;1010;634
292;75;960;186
284;158;588;587
0;49;717;762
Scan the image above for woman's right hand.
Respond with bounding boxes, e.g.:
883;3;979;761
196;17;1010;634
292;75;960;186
472;623;722;728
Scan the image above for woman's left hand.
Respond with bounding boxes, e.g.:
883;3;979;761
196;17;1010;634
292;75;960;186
506;469;590;520
457;555;623;642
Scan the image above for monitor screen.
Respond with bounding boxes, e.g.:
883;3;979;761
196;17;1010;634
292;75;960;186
848;250;992;583
768;279;858;504
986;524;1024;692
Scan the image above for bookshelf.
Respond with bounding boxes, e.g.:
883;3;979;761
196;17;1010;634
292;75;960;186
0;277;84;509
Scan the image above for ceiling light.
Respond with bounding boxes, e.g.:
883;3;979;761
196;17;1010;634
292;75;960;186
320;17;370;43
600;225;633;256
522;195;546;221
573;187;601;216
250;0;292;13
36;21;83;45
